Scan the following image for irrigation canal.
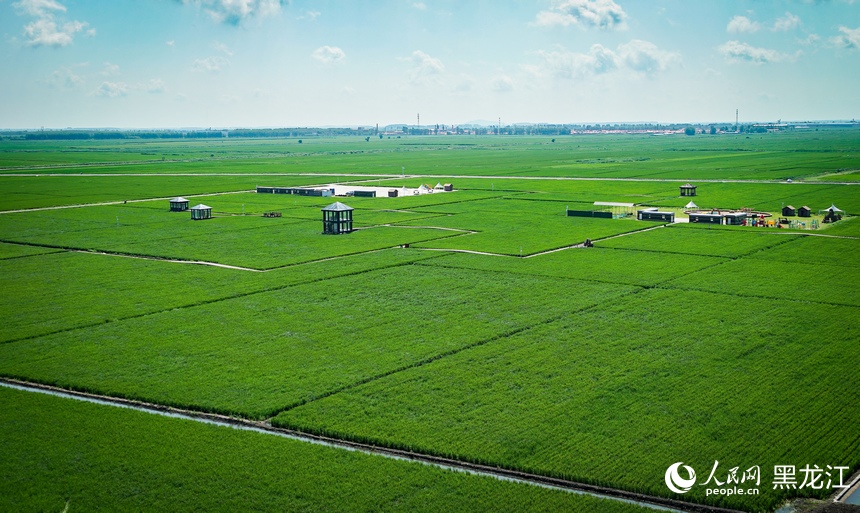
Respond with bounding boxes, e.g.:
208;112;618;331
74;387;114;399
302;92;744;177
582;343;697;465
1;378;747;513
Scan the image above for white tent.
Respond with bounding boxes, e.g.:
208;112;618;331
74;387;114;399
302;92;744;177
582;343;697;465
827;204;843;212
685;201;699;210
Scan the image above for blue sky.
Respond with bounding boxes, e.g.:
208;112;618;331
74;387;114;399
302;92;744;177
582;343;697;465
1;0;858;128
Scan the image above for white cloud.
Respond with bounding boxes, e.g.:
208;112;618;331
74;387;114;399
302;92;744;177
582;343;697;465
533;39;677;79
144;79;166;94
22;18;88;47
13;0;92;47
215;42;233;56
181;0;284;25
311;45;346;64
799;33;820;45
166;40;175;47
404;50;445;84
727;15;760;34
296;11;322;21
44;67;84;90
413;2;427;10
831;26;860;49
718;40;790;63
100;62;121;76
536;45;618;78
13;0;66;18
93;81;129;98
491;75;514;92
773;12;801;31
617;39;679;75
191;55;229;72
534;0;628;30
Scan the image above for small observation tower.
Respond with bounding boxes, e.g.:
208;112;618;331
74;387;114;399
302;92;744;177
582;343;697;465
321;202;354;234
190;204;212;220
169;197;189;212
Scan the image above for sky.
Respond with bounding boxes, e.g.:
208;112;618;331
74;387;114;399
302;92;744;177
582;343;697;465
1;0;859;129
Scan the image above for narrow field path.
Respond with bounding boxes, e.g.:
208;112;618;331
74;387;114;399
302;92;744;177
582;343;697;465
0;378;741;513
0;189;255;214
2;171;859;186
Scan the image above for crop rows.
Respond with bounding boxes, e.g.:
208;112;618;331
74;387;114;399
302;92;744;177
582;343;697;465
0;248;441;343
0;387;654;513
274;288;860;512
598;225;799;258
0;265;637;418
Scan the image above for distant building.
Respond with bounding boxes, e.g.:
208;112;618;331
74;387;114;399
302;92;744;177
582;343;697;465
680;184;697;197
321;202;354;234
190;204;212;220
782;205;797;217
637;208;675;222
798;206;812;218
689;212;722;224
169;197;189;212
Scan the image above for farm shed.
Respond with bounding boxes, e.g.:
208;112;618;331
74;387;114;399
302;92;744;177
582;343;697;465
723;212;747;225
169;197;189;212
689;212;722;224
190;204;212;220
388;189;399;198
637;209;675;222
680;184;697;197
444;183;453;192
782;205;797;216
256;186;334;196
798;206;812;217
594;201;634;217
322;202;354;234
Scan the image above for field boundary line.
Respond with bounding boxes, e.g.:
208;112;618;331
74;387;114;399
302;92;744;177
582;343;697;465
3;171;859;186
654;283;860;309
0;238;456;273
0;189;255;214
0;378;741;513
0;254;449;346
263;284;650;419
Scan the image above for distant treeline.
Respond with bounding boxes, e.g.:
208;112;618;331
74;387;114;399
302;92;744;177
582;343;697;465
4;127;381;141
1;122;856;141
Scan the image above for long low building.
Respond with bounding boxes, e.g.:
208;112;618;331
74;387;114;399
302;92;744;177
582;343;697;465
637;208;675;222
257;186;334;196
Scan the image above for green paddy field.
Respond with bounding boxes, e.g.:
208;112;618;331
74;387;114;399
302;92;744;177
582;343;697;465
1;131;858;512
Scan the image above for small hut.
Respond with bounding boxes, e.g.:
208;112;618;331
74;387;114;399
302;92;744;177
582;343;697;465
443;183;453;192
190;204;212;220
723;212;747;225
680;184;697;197
782;205;797;217
169;197;189;212
798;206;812;218
322;202;354;234
689;212;722;224
388;189;399;198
